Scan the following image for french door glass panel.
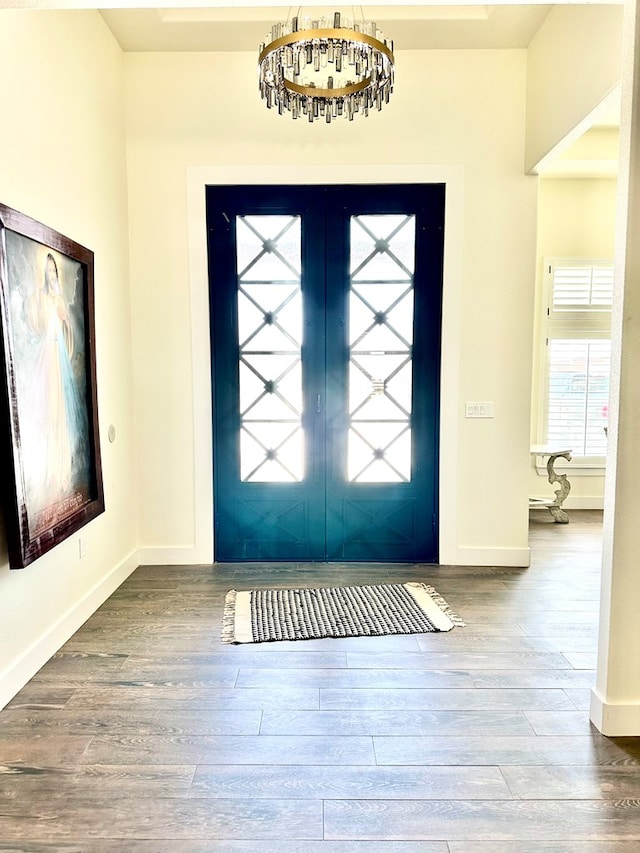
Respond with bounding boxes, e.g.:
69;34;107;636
236;215;303;482
348;214;415;483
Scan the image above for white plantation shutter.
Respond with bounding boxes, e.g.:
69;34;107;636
547;339;610;455
543;261;613;457
551;265;614;312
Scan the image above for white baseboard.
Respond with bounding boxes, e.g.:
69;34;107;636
137;545;212;566
530;496;604;510
590;688;640;735
0;549;139;711
447;546;531;568
564;496;605;510
143;545;532;569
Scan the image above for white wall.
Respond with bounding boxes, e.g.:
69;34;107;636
591;0;640;736
0;11;138;709
125;48;538;568
530;177;618;507
525;5;624;174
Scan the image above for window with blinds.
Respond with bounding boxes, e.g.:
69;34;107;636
543;261;613;457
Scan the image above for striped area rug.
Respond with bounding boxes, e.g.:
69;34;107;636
221;582;464;644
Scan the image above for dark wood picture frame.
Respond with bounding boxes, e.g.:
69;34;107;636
0;203;104;568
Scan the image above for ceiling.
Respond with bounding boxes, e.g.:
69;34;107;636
100;5;553;52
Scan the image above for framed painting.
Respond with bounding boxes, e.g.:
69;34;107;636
0;203;104;568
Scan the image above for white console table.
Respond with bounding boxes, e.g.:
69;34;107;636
529;446;573;523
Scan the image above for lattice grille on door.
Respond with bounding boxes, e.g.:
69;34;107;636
236;215;303;482
348;214;415;483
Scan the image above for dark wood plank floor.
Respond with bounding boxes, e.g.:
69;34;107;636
3;510;640;850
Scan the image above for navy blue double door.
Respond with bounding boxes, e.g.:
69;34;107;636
208;183;444;562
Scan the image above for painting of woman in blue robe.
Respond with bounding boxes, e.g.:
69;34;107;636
6;234;90;537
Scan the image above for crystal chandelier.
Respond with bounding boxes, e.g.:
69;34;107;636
258;11;395;123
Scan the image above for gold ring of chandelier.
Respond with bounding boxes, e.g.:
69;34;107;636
259;28;394;100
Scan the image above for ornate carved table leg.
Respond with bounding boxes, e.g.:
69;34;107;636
546;451;572;523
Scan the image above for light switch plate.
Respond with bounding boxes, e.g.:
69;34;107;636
465;401;495;418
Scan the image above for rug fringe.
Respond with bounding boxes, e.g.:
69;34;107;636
221;588;237;644
408;582;466;627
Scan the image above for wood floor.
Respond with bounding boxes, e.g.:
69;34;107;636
3;510;640;850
